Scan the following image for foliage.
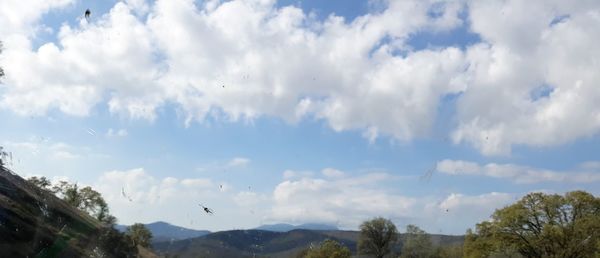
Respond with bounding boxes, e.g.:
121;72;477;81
358;217;398;258
300;239;351;258
52;181;112;224
400;224;435;258
464;191;600;258
94;227;137;258
24;176;136;256
27;177;116;226
434;244;464;258
126;223;153;248
27;176;53;191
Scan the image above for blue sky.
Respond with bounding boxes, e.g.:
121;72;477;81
1;0;600;234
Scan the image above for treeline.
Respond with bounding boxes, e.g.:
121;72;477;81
297;191;600;258
27;176;153;257
297;218;461;258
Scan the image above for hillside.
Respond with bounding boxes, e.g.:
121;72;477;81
154;229;464;258
0;164;103;257
116;221;211;242
0;163;159;257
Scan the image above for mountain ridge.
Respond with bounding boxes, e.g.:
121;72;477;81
116;221;211;242
153;228;464;258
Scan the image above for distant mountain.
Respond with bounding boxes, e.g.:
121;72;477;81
154;229;464;258
255;223;338;232
117;221;210;242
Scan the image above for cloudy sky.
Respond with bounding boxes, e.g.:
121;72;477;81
1;0;600;235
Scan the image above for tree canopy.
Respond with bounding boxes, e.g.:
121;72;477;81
27;177;116;226
401;224;435;258
95;227;137;258
27;176;53;190
464;191;600;258
358;217;398;258
126;223;153;248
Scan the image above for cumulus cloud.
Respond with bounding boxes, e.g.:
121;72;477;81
268;172;416;228
1;0;599;155
266;169;521;233
93;168;246;229
0;0;466;141
452;1;600;155
436;159;600;184
1;2;163;118
0;0;74;37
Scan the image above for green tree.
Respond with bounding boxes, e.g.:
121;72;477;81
51;180;115;225
400;224;434;258
464;191;600;258
358;217;398;258
94;227;137;258
27;176;53;191
434;244;463;258
299;239;351;258
126;223;153;248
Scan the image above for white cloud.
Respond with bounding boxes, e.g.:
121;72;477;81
3;139;82;161
321;168;345;178
2;0;600;155
436;159;600;184
227;157;250;168
106;128;128;138
181;178;213;188
51;150;79;160
1;2;162;118
268;172;416;228
438;192;513;213
124;0;150;16
427;192;514;232
94;168;243;230
267;169;522;233
1;0;466;144
452;1;600;155
0;0;74;37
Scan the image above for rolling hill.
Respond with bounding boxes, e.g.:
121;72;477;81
153;229;464;258
116;221;211;242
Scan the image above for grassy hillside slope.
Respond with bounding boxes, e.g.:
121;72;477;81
0;164;104;257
